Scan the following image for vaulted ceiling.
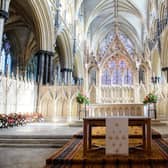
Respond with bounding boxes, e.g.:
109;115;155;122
79;0;149;52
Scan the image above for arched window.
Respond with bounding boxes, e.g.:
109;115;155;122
26;56;37;81
124;69;133;85
99;32;115;56
112;68;122;85
89;67;97;86
102;70;111;85
0;34;12;76
99;31;134;59
101;57;133;86
139;66;145;84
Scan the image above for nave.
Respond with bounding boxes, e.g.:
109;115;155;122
0;0;168;167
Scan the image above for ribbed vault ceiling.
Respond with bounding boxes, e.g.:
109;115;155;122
80;0;148;52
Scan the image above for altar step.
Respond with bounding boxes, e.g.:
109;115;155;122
0;135;71;148
151;119;167;126
69;120;83;127
69;119;167;127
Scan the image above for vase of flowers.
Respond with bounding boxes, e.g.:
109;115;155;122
143;93;157;104
76;93;89;119
143;93;157;119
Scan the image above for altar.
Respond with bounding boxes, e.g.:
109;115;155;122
83;117;151;156
88;103;145;117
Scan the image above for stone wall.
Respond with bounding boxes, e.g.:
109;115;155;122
139;83;168;120
0;76;37;114
38;85;81;122
38;83;168;121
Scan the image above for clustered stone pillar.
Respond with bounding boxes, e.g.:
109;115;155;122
162;67;168;83
60;68;73;85
0;0;10;51
36;50;54;85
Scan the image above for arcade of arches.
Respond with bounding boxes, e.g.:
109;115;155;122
0;0;168;122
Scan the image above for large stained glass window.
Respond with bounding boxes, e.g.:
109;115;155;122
119;32;134;58
101;57;133;85
124;69;133;85
112;69;122;85
0;34;12;76
98;31;134;58
99;32;115;56
102;70;111;85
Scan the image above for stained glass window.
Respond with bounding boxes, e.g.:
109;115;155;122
102;70;111;85
99;32;115;56
108;60;116;69
99;31;134;58
0;34;12;76
101;57;133;85
119;60;126;69
124;69;133;85
119;32;134;58
112;69;122;85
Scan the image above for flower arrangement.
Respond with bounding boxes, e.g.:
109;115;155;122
143;93;157;104
76;93;89;105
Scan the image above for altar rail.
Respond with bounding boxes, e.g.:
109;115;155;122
88;104;145;117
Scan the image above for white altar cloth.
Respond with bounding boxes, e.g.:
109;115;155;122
106;117;128;155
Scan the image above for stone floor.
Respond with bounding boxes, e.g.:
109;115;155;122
0;122;82;136
152;120;168;137
0;122;82;168
0;147;58;168
0;121;168;168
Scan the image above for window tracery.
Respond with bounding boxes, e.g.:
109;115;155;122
98;31;134;58
101;56;133;85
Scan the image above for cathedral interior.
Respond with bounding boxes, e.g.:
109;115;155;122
0;0;168;167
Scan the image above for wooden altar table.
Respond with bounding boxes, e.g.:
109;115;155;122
83;117;151;156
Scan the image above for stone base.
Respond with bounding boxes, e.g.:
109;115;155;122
68;120;83;127
151;119;167;126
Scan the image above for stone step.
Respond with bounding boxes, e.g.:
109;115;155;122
151;119;167;126
0;134;72;148
0;135;72;139
0;138;69;144
69;120;83;127
0;143;63;148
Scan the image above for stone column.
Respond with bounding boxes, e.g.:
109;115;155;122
0;0;10;51
44;54;49;85
36;50;54;85
60;68;72;85
67;68;72;85
0;0;10;79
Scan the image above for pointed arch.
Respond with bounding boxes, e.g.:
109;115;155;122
27;0;55;52
57;29;73;68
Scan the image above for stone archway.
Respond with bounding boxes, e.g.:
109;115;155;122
4;0;55;75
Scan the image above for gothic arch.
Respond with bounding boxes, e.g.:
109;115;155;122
57;29;73;69
151;46;161;77
161;27;168;67
4;0;55;76
26;0;55;52
39;91;55;121
100;51;136;70
74;50;84;79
